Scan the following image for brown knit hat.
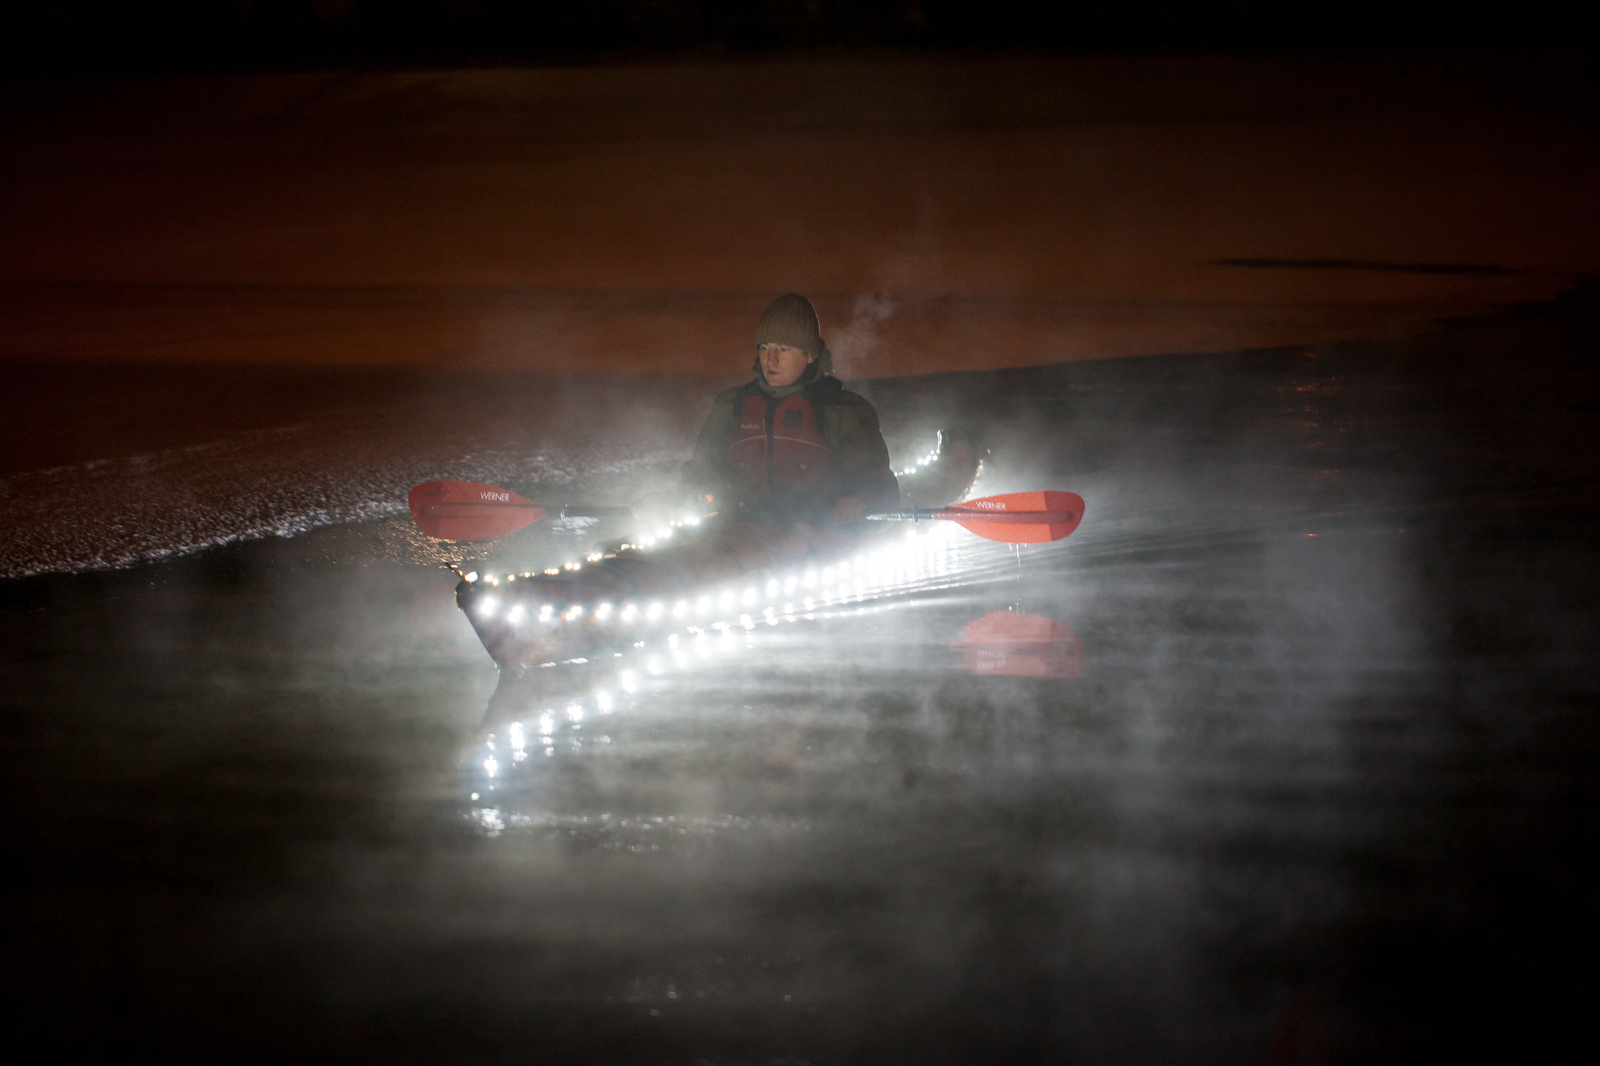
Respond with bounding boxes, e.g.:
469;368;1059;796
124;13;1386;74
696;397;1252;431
754;294;826;364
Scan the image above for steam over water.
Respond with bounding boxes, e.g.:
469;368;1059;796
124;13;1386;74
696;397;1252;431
3;290;1597;1061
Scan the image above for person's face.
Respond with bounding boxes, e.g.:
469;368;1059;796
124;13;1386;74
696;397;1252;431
758;343;815;388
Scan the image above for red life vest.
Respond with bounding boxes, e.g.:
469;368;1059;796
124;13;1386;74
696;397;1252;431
727;380;840;512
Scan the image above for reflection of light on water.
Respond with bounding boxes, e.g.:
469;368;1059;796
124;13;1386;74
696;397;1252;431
461;561;1075;850
464;807;810;848
460;522;1040;819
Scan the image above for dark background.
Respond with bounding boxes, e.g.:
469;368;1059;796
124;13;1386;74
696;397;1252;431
5;0;1595;73
3;6;1597;1062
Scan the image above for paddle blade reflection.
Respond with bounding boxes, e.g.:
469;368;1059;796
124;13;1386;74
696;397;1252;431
956;610;1082;678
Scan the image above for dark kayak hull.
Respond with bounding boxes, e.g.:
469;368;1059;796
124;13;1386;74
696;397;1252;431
458;519;880;669
455;430;982;670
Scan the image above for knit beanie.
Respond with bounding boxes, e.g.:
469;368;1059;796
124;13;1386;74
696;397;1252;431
754;294;832;372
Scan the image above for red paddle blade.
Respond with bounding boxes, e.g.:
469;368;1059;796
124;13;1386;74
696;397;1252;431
407;481;547;541
945;491;1085;544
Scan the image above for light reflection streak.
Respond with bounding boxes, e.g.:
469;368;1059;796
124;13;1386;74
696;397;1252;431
461;521;1061;819
461;550;1073;844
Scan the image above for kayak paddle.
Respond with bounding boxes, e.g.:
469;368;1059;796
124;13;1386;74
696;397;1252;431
409;481;1083;545
866;490;1084;544
407;480;631;542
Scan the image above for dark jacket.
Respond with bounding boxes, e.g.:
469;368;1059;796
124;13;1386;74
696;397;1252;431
682;366;899;523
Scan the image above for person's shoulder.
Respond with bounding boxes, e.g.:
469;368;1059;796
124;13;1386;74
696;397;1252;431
711;382;752;404
834;387;881;415
826;387;886;440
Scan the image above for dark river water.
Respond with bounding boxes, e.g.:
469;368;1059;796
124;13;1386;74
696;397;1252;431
3;287;1596;1063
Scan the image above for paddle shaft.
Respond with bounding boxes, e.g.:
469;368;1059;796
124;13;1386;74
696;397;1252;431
410;479;1082;544
867;508;1078;525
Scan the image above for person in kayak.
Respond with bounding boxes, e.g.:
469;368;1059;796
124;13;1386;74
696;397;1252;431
680;293;900;526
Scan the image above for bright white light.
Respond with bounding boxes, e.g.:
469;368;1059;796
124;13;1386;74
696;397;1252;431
784;576;798;593
464;571;479;582
672;600;688;618
539;712;555;736
539;604;553;621
766;579;780;596
802;569;817;587
566;703;584;722
477;597;498;619
483;757;499;777
509;722;525;751
620;670;637;693
507;604;524;623
667;633;679;650
564;605;584;621
739;613;753;628
741;586;757;605
596;603;612;619
647;601;665;620
822;567;834;582
696;595;712;614
621;603;638;621
718;591;734;610
596;691;613;712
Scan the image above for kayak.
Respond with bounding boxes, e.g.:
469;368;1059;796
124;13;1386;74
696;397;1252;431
455;431;983;671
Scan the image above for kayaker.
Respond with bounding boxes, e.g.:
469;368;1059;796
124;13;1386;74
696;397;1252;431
679;294;900;526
